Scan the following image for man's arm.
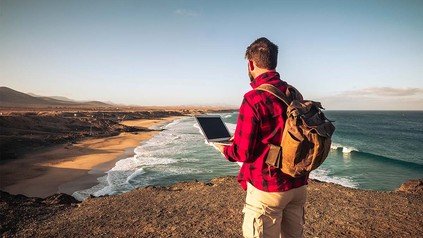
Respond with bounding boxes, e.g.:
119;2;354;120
221;98;259;163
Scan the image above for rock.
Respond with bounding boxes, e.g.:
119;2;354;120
397;179;423;193
44;193;79;205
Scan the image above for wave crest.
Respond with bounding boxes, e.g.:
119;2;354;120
331;143;358;154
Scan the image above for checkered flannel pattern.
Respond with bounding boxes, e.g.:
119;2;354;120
223;71;308;192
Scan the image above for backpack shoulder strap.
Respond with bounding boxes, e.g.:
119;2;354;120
255;84;292;106
285;85;303;101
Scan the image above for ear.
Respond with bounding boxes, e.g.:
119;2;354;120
248;60;255;71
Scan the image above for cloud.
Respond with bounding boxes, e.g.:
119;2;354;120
174;9;200;17
344;87;423;97
317;87;423;110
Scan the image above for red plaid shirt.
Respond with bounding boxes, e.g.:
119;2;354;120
223;71;308;192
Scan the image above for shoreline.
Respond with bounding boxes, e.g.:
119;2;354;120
1;110;420;198
0;116;184;198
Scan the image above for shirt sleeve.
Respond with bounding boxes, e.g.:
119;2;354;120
223;97;259;163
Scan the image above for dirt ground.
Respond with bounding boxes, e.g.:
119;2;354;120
1;177;422;238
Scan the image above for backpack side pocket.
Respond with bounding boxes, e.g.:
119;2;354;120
265;144;282;168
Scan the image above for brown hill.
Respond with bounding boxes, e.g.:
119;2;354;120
0;87;110;108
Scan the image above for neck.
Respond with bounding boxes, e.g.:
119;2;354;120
253;68;276;79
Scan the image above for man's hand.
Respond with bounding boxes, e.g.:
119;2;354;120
214;143;226;153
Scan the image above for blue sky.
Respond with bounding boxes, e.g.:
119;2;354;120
1;0;422;110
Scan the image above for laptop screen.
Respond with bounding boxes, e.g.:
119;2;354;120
196;116;231;140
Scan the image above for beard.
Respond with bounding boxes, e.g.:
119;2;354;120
248;70;255;82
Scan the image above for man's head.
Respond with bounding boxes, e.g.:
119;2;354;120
245;37;278;81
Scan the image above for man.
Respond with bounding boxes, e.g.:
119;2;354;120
215;37;308;238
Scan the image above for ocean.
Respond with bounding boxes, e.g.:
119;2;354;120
73;111;423;200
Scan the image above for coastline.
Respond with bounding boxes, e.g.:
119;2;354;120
0;116;184;198
1;109;422;236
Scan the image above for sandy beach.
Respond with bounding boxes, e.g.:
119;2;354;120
0;116;183;198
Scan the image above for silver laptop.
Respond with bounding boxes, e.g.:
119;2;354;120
195;115;232;145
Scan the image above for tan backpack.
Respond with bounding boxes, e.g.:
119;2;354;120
256;84;335;178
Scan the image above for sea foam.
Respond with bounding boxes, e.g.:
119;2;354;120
310;168;358;189
331;143;358;154
73;116;239;200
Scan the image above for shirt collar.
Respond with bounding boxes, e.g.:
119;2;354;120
250;71;280;89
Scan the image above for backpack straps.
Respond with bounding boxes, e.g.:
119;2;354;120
286;85;303;101
256;84;302;106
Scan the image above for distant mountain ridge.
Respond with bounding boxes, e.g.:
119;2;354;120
27;93;75;102
0;87;111;108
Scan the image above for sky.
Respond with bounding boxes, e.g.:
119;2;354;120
1;0;422;110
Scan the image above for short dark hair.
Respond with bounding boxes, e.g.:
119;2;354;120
245;37;278;70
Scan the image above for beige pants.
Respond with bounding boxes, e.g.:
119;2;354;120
242;183;307;238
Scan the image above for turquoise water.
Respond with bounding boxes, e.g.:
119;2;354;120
322;111;423;190
73;111;423;200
